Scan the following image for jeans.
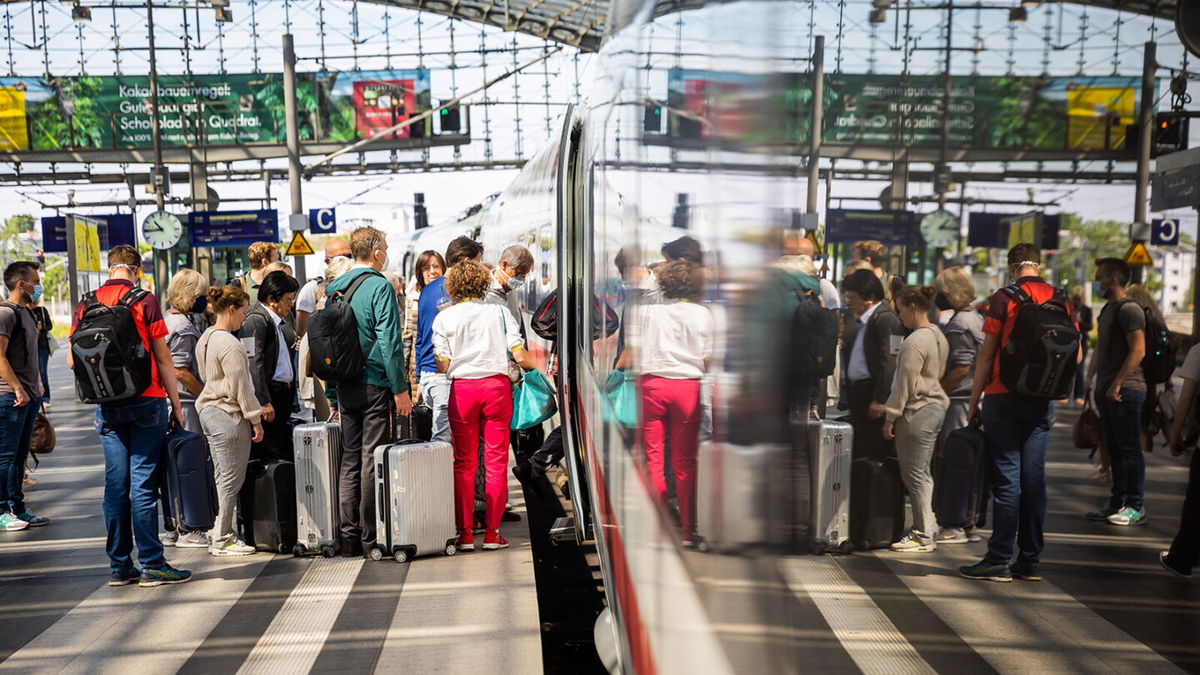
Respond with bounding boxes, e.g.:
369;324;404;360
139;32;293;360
96;397;169;572
38;346;49;403
642;375;702;536
338;381;394;548
420;372;451;443
200;406;252;545
895;403;945;541
0;393;36;515
981;393;1052;566
1167;446;1200;572
448;375;513;532
1097;389;1148;511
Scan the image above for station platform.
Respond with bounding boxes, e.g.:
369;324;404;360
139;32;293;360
0;353;542;674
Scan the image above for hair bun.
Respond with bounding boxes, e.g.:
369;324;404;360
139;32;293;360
207;286;224;302
921;285;938;300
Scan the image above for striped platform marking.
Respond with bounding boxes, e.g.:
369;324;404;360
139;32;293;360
237;556;364;675
779;556;936;675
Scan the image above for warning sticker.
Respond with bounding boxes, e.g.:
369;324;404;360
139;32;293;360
1123;241;1153;267
285;231;315;257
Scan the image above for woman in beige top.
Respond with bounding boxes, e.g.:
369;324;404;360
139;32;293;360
196;286;264;556
883;285;949;553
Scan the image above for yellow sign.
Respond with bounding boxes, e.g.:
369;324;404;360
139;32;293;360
0;86;28;151
1066;85;1135;150
285;231;315;257
1124;241;1154;267
1006;213;1038;249
72;215;101;273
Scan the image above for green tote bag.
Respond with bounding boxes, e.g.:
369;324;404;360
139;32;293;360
604;370;638;428
511;369;558;430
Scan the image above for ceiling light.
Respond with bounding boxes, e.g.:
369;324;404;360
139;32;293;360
869;8;887;24
215;7;232;22
872;0;891;8
208;0;231;6
1008;7;1027;22
1021;0;1041;7
72;4;91;22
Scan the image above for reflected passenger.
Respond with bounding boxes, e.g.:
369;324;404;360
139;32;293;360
620;260;713;548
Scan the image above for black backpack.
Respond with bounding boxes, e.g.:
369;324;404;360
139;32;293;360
0;302;31;370
308;270;378;382
793;292;838;379
71;288;153;404
530;290;619;342
997;284;1079;400
1125;300;1176;385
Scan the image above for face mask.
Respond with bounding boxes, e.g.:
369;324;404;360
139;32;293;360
934;292;952;311
1092;280;1106;298
29;284;43;304
190;296;208;314
505;272;527;291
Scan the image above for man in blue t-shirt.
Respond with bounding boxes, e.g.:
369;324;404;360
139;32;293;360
416;236;483;441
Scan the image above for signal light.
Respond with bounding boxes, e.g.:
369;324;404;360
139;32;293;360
439;102;461;134
644;104;662;134
1155;111;1188;153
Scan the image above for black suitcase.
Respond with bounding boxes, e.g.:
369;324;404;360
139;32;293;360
933;423;987;528
241;460;297;553
163;428;218;533
850;456;905;550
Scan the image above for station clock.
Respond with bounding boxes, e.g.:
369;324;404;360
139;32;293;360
141;210;183;250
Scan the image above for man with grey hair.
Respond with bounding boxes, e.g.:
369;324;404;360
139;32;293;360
485;245;534;338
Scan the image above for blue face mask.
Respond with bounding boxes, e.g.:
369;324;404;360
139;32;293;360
190;296;208;314
29;283;43;304
1092;280;1105;298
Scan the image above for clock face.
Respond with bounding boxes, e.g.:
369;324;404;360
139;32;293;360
142;211;183;250
920;210;960;248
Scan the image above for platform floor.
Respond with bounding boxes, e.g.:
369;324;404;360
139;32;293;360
0;354;542;675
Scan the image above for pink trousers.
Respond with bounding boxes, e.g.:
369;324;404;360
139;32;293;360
448;375;513;531
641;375;702;535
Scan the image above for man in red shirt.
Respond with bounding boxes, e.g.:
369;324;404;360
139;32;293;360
69;245;191;588
962;243;1070;583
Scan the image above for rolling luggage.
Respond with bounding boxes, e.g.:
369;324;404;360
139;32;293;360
696;441;789;553
242;460;297;554
292;421;342;557
850;456;905;550
163;428;218;533
808;420;853;555
372;440;458;563
933;422;988;528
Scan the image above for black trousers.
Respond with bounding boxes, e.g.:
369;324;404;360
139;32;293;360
251;382;296;462
848;379;893;461
337;381;395;549
1168;447;1200;571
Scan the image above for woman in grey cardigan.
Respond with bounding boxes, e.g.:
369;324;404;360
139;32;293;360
883;285;950;553
196;286;264;556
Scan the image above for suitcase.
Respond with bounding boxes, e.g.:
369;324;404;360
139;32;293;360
292;421;342;557
934;422;987;528
696;441;789;553
850;456;905;550
372;440;458;563
808;420;853;555
242;460;297;554
163;428;218;533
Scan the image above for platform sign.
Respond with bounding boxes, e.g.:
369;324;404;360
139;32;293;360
41;216;67;253
1124;241;1154;266
189;209;278;248
1151;218;1180;246
825;209;915;246
309;208;336;234
1151;164;1200;211
95;214;136;248
968;212;1061;250
285;231;315;257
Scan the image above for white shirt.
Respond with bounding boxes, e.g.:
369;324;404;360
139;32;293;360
432;300;525;380
848;301;881;382
818;278;841;310
631;301;714;379
262;304;294;384
296;278;320;314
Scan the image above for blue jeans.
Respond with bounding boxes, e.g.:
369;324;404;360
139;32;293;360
0;393;36;515
96;397;169;571
38;346;49;403
420;371;451;443
1096;389;1148;511
982;393;1052;566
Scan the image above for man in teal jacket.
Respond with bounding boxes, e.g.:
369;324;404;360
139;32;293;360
325;225;413;557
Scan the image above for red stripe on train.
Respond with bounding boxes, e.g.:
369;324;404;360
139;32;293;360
574;393;657;675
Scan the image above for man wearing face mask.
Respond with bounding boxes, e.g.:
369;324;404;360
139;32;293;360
0;261;47;531
485;245;533;338
1085;258;1148;527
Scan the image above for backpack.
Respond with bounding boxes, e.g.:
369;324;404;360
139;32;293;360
793;292;838;379
0;302;31;367
1137;302;1176;385
70;288;153;404
308;270;378;382
997;284;1079;400
530;290;619;342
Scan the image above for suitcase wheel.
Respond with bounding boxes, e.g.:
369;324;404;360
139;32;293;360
292;543;306;557
813;542;827;556
369;547;384;562
839;541;854;554
394;549;410;564
444;543;458;557
320;545;336;558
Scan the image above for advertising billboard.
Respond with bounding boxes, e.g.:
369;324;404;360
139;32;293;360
322;69;431;142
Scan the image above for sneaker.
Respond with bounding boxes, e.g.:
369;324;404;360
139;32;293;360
936;527;969;544
1011;561;1042;581
891;533;936;552
22;474;36;487
0;513;28;531
959;559;1013;582
41;402;50;411
16;512;49;527
108;567;142;586
964;527;982;543
175;531;209;548
482;530;510;550
139;565;192;587
1107;506;1146;526
161;531;179;546
457;529;475;552
209;538;255;556
1158;552;1192;580
1086;504;1121;521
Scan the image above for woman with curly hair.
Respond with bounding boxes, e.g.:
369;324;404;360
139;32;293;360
432;260;537;551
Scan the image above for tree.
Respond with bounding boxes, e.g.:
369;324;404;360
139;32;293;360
1051;214;1131;289
0;214;38;262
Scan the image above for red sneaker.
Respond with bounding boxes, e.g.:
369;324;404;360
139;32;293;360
483;530;510;550
457;529;475;552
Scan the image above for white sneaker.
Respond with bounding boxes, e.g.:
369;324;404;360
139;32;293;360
936;527;969;544
210;538;255;556
890;533;936;552
161;531;179;546
0;513;28;531
175;531;209;548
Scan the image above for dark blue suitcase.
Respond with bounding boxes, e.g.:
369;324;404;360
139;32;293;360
163;428;218;533
241;460;297;554
850;456;905;550
934;423;987;528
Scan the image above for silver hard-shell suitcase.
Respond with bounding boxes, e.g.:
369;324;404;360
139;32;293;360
372;440;458;563
293;421;342;557
696;441;789;553
808;419;853;555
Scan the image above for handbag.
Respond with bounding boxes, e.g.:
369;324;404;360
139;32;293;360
1073;398;1101;450
31;411;55;456
604;370;638;428
511;369;558;430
